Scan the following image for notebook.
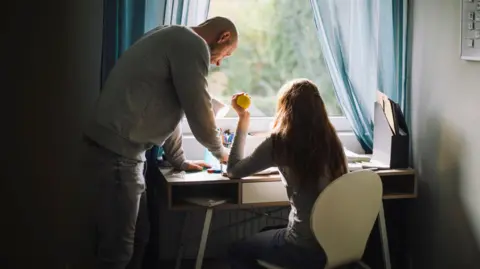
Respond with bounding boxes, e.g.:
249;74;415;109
253;167;279;175
344;147;371;162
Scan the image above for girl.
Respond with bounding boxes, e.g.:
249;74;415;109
227;79;348;269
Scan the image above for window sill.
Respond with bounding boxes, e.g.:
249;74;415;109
180;116;352;134
181;131;363;160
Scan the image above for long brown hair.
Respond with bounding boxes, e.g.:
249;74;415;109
272;79;347;185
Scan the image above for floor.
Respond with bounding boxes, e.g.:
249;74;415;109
159;259;368;269
160;259;229;269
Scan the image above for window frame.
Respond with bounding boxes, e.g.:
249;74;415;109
184;0;352;135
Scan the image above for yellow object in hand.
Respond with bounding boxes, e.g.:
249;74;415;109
236;94;251;109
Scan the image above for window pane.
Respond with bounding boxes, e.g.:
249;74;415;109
207;0;343;117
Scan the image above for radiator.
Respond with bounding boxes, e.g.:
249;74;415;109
159;207;290;259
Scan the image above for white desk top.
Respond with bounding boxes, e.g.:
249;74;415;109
160;168;281;184
160;167;415;185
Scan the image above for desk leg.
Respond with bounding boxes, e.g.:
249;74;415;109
378;203;391;269
195;208;213;269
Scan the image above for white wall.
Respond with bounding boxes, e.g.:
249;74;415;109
409;0;480;268
4;0;103;267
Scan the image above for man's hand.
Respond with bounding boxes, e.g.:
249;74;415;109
184;160;211;171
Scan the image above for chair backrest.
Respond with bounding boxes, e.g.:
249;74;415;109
310;170;383;269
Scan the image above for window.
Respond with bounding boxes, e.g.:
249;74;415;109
182;0;350;133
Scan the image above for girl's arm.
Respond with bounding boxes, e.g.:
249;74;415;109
227;109;275;178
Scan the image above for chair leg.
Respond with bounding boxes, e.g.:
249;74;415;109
378;203;392;269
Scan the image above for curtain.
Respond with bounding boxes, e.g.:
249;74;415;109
310;0;408;152
101;0;146;86
101;0;211;86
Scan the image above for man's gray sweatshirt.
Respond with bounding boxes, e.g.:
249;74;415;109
84;25;226;166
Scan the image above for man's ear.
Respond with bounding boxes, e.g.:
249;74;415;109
217;31;231;44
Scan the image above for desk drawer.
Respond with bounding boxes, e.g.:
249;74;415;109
241;181;289;204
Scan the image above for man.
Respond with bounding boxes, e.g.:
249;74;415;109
82;17;238;269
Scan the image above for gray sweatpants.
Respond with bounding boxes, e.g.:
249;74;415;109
82;137;149;269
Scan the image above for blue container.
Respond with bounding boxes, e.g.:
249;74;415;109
204;149;221;170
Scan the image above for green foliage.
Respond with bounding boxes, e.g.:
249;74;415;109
208;0;342;116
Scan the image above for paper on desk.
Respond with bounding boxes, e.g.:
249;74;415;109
361;160;389;169
348;162;363;171
253;167;279;175
344;147;371;162
222;167;279;177
168;170;186;179
184;197;227;207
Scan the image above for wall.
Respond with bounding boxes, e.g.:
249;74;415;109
409;0;480;268
3;0;103;267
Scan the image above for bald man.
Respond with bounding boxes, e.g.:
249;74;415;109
82;17;238;269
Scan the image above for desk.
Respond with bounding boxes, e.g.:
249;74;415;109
161;168;416;269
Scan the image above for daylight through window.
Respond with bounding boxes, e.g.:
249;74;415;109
207;0;343;117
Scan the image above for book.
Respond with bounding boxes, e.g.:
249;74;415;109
184;197;228;207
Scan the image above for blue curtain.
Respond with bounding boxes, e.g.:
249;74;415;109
101;0;210;86
102;0;146;86
378;0;408;111
310;0;408;152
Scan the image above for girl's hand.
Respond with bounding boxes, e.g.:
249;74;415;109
231;93;250;118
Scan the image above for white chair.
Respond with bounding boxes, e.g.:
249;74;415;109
258;170;383;269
